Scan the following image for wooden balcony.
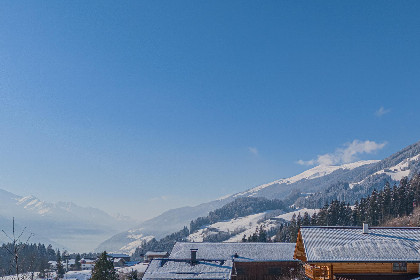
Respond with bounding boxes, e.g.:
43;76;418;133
304;264;331;280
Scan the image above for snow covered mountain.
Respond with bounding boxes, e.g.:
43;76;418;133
99;141;420;253
0;189;133;252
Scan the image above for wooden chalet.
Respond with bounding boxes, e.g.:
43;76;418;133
143;258;233;280
171;242;299;280
294;224;420;280
143;242;299;280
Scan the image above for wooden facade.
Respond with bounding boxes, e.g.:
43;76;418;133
231;261;300;280
302;262;419;280
294;228;420;280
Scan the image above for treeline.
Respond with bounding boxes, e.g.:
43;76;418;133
190;197;287;233
271;174;420;243
0;243;56;276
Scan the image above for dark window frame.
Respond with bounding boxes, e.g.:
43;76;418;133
392;262;407;272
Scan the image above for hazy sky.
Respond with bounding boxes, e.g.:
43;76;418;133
1;1;420;220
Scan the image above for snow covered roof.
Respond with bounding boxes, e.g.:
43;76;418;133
118;262;149;273
146;251;169;257
143;259;233;280
108;253;130;258
170;242;296;262
300;226;420;262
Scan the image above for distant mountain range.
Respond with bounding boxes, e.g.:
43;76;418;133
98;140;420;254
0;189;133;252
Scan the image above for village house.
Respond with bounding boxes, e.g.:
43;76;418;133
143;242;299;280
145;251;169;262
143;257;233;280
108;253;131;262
294;224;420;280
113;258;126;267
80;258;96;270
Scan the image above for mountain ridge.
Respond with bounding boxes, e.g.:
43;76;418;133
0;189;134;252
98;141;420;253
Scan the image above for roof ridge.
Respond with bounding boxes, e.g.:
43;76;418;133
301;226;420;229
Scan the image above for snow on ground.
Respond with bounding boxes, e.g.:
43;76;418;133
350;154;420;189
117;229;155;254
234;160;378;197
226;208;319;242
0;272;49;280
225;216;280;242
282;160;379;185
275;208;318;221
64;270;91;280
188;211;278;242
117;263;149;274
0;270;91;280
373;154;420;181
188;208;319;243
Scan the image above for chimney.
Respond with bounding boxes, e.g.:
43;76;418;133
363;223;369;234
190;249;198;265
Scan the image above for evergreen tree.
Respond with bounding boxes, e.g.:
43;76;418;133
391;184;399;217
56;250;65;279
310;212;318;225
47;245;56;261
382;183;392;220
302;212;311;226
91;251;118;280
75;254;81;270
257;225;267;242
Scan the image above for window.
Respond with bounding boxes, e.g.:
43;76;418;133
393;262;407;272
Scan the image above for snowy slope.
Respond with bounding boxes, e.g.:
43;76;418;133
187;211;277;242
234;160;378;198
350;153;420;188
187;208;319;243
97;160;379;252
98;141;420;253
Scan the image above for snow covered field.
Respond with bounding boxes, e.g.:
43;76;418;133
187;208;318;242
0;270;91;280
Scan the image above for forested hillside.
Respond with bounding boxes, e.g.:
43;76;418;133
132;197;287;259
189;197;287;232
244;174;420;243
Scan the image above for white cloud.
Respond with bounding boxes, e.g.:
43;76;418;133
375;106;391;117
297;140;387;166
296;159;316;166
248;147;259;156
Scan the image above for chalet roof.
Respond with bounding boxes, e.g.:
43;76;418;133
300;226;420;262
143;259;233;280
109;253;130;258
170;242;296;262
146;251;169;256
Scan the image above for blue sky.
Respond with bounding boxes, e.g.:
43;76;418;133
1;1;420;220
